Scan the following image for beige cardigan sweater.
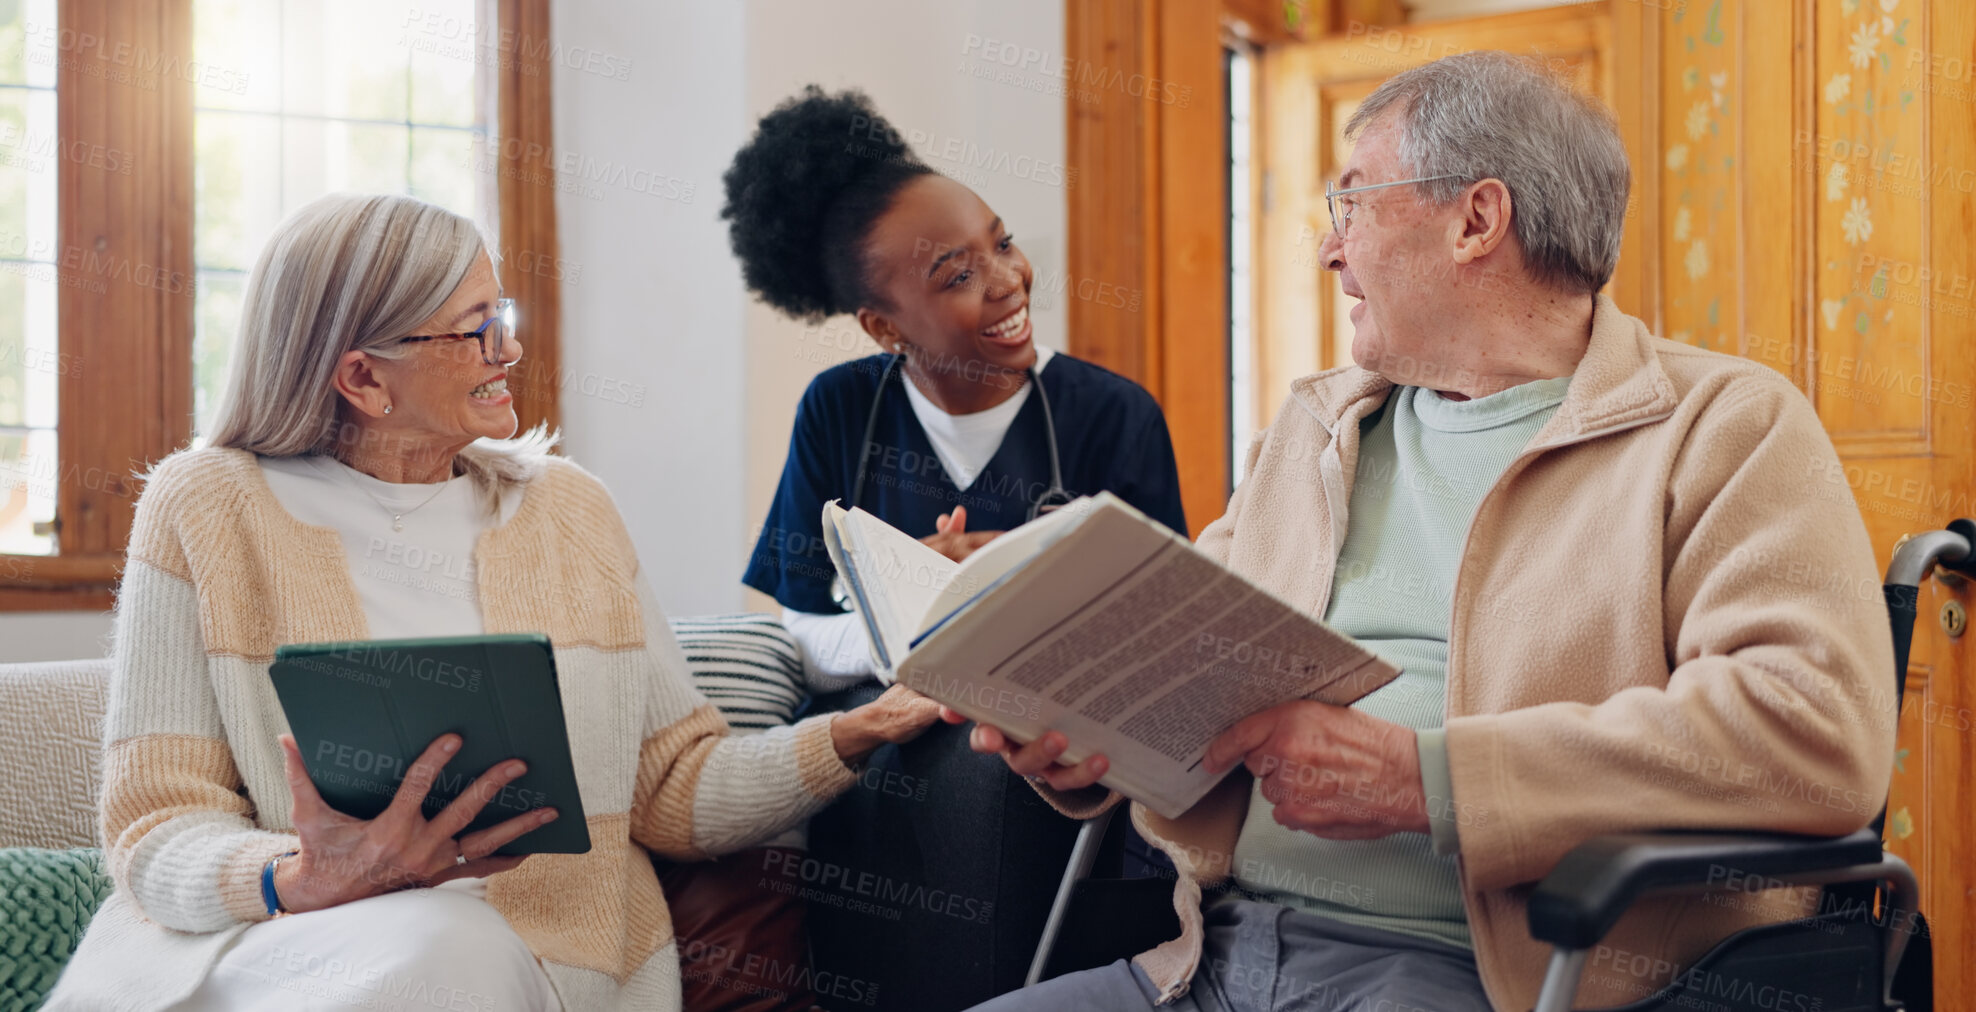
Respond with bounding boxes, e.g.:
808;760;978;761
46;448;857;1011
1052;296;1896;1010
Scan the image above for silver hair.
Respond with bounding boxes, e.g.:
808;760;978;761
1345;50;1630;294
205;193;555;500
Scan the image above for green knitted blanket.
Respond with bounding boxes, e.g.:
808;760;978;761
0;848;112;1012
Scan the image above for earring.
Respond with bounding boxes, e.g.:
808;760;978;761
383;404;393;415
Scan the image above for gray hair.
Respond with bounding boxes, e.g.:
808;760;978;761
1346;50;1630;293
206;193;555;498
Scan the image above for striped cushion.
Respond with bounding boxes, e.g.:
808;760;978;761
667;614;805;733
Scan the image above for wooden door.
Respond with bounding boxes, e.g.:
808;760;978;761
1246;0;1974;996
1635;0;1974;991
1807;0;1972;991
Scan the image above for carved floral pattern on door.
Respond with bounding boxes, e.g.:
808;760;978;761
1661;0;1738;354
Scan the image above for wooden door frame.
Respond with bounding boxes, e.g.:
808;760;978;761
1064;0;1229;538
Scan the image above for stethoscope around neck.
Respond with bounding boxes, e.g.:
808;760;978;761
848;353;1074;524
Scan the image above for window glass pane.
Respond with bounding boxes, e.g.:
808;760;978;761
282;1;409;121
192;0;490;442
0;0;57;556
192;272;244;435
1226;46;1254;489
192;0;280;112
408;3;479;128
0;265;59;556
0;90;30;242
0;427;56;556
0;0;57;89
0;6;24;85
283;119;410;199
194;112;283;273
410;125;476;213
0;270;31;429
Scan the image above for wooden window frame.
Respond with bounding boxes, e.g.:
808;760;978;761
0;0;559;612
494;0;561;444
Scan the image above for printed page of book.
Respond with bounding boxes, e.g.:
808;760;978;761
899;497;1397;818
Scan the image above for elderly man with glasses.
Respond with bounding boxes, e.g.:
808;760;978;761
961;50;1893;1012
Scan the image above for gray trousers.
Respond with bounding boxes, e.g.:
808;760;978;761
966;899;1490;1012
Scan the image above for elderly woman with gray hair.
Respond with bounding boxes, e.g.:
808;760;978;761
44;193;943;1012
962;51;1891;1011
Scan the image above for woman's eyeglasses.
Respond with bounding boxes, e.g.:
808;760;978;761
397;298;520;366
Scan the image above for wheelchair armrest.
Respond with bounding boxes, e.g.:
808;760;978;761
1527;828;1883;949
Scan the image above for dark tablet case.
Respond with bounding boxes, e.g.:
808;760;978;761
269;633;591;855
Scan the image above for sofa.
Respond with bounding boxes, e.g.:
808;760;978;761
0;614;811;1011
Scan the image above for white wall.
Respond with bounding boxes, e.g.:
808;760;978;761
554;0;1067;619
0;0;1067;662
740;0;1069;611
0;610;112;664
551;0;751;617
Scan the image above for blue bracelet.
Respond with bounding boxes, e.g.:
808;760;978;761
261;850;299;917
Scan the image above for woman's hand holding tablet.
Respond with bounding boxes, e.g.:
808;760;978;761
269;731;559;914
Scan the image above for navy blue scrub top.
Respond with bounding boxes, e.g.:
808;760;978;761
745;352;1188;614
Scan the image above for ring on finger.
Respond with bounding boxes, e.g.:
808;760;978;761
455;843;469;867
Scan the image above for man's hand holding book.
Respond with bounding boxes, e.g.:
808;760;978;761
949;700;1432;840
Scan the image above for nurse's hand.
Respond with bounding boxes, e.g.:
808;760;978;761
940;707;1110;791
830;684;945;764
920;505;1001;563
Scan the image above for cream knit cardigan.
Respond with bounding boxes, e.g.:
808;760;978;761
45;447;857;1011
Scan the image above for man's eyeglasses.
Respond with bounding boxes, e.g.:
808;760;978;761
397;298;520;366
1324;174;1466;239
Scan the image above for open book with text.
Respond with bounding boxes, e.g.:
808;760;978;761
820;493;1400;818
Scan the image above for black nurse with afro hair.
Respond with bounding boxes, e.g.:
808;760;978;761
724;85;1052;416
722;86;935;323
726;86;1187;1011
